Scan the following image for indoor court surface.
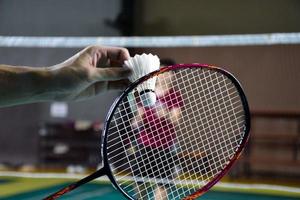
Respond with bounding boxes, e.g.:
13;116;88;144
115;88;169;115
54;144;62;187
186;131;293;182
0;175;299;200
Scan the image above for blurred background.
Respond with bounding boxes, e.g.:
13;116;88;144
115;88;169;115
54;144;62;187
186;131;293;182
0;0;299;199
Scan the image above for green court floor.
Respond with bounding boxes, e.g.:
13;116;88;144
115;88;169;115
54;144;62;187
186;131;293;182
0;177;299;200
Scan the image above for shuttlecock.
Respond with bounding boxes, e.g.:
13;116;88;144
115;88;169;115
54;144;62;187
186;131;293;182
124;53;160;107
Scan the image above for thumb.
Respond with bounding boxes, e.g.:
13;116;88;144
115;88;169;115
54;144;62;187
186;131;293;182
91;67;132;81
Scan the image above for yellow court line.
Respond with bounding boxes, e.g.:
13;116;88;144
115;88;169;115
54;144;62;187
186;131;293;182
1;172;300;198
212;183;300;198
0;177;66;198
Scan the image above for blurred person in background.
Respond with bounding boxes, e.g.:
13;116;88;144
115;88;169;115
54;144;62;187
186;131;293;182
131;59;183;200
0;45;131;108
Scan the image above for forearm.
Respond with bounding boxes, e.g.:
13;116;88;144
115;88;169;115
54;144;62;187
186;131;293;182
0;64;55;107
0;46;131;107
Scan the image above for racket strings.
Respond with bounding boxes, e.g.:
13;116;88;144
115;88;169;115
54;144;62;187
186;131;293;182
107;68;246;200
110;98;244;186
167;69;243;189
108;73;242;149
108;120;244;183
111;70;243;195
107;105;243;175
109;80;242;137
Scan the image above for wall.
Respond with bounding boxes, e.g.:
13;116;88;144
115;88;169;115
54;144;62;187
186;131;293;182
134;45;300;112
0;0;123;164
134;0;300;35
0;0;121;36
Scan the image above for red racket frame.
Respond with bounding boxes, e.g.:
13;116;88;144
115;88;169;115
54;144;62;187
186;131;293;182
44;64;251;200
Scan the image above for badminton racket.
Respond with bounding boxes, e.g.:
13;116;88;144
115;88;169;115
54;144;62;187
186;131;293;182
44;64;250;200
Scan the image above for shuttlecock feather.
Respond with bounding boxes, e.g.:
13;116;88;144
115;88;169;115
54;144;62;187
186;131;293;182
124;53;160;107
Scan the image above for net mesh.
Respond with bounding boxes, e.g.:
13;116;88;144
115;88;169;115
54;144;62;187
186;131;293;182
106;67;246;200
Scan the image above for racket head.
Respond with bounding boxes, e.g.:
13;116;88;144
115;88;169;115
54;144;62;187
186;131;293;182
101;64;250;200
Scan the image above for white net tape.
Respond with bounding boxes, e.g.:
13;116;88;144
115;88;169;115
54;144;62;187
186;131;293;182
106;67;246;200
0;33;300;48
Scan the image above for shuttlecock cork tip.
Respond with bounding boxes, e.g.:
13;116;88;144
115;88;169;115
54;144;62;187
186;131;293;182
140;90;157;107
124;53;160;107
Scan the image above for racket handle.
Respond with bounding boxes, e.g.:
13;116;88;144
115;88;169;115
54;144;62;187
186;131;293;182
43;167;106;200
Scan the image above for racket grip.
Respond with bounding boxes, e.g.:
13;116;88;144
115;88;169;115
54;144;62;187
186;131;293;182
43;167;106;200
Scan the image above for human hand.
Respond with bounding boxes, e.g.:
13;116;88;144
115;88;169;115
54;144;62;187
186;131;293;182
48;46;132;101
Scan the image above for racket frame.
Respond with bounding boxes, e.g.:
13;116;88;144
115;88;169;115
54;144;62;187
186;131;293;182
102;63;251;200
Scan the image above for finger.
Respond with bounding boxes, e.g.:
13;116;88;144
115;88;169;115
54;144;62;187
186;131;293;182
90;46;130;62
85;46;130;67
105;47;130;63
107;48;130;67
92;67;132;81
